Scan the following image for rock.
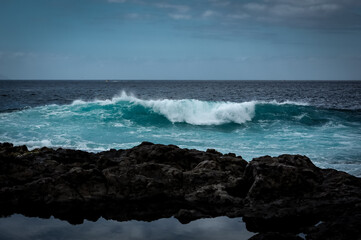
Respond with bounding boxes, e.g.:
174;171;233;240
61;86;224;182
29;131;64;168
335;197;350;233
305;205;361;240
241;155;361;237
249;232;304;240
0;142;360;240
244;155;323;201
0;142;248;220
174;209;211;224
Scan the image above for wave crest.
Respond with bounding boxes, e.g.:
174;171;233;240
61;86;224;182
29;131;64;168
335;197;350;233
113;92;255;125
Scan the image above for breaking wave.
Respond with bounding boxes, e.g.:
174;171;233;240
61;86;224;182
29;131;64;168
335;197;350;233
69;91;312;125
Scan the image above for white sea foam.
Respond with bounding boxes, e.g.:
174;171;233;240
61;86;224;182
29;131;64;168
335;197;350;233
13;139;53;150
71;99;87;105
265;100;309;106
114;91;256;125
294;113;308;120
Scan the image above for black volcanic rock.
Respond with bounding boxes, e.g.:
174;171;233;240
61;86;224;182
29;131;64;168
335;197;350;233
249;232;304;240
0;142;360;240
244;154;323;200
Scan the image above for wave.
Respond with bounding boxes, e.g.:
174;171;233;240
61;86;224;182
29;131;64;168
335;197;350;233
69;92;315;125
3;91;359;127
60;91;359;126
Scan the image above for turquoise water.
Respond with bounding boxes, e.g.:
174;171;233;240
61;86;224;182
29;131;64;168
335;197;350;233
1;91;360;176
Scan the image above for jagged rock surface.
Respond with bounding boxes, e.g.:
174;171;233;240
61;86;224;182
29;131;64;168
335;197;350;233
0;142;360;240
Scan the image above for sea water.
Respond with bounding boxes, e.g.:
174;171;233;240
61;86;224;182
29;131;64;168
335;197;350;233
0;215;255;240
0;80;360;176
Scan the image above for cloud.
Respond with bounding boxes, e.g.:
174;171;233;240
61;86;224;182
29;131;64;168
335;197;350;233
125;13;140;19
105;0;361;30
169;14;191;20
227;13;249;20
212;1;231;7
202;10;219;18
244;3;267;12
199;0;360;29
232;0;361;29
107;0;127;3
264;0;358;5
243;1;342;18
155;3;190;13
267;3;340;18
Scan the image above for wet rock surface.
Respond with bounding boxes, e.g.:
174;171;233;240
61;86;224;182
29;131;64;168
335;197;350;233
0;142;360;240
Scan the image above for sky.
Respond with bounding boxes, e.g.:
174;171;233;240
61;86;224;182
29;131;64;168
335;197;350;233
0;0;361;80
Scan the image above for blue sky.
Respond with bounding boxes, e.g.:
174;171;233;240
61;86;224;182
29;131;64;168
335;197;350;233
0;0;361;80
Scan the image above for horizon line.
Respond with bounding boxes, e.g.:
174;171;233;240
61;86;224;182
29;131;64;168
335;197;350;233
1;79;361;81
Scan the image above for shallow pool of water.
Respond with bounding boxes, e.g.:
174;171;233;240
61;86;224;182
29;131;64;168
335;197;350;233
0;214;256;240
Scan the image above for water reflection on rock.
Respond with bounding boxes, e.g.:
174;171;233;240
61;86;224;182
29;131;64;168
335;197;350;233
0;215;255;240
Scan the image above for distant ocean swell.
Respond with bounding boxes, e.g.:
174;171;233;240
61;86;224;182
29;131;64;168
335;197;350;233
0;91;360;176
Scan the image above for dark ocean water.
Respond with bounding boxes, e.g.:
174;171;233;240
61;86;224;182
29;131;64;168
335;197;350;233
1;80;361;176
1;80;361;111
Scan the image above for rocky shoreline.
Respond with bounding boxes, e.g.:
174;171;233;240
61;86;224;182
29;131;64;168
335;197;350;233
0;142;360;240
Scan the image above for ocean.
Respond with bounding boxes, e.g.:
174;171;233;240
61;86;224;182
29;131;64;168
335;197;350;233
0;81;361;176
0;80;361;177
